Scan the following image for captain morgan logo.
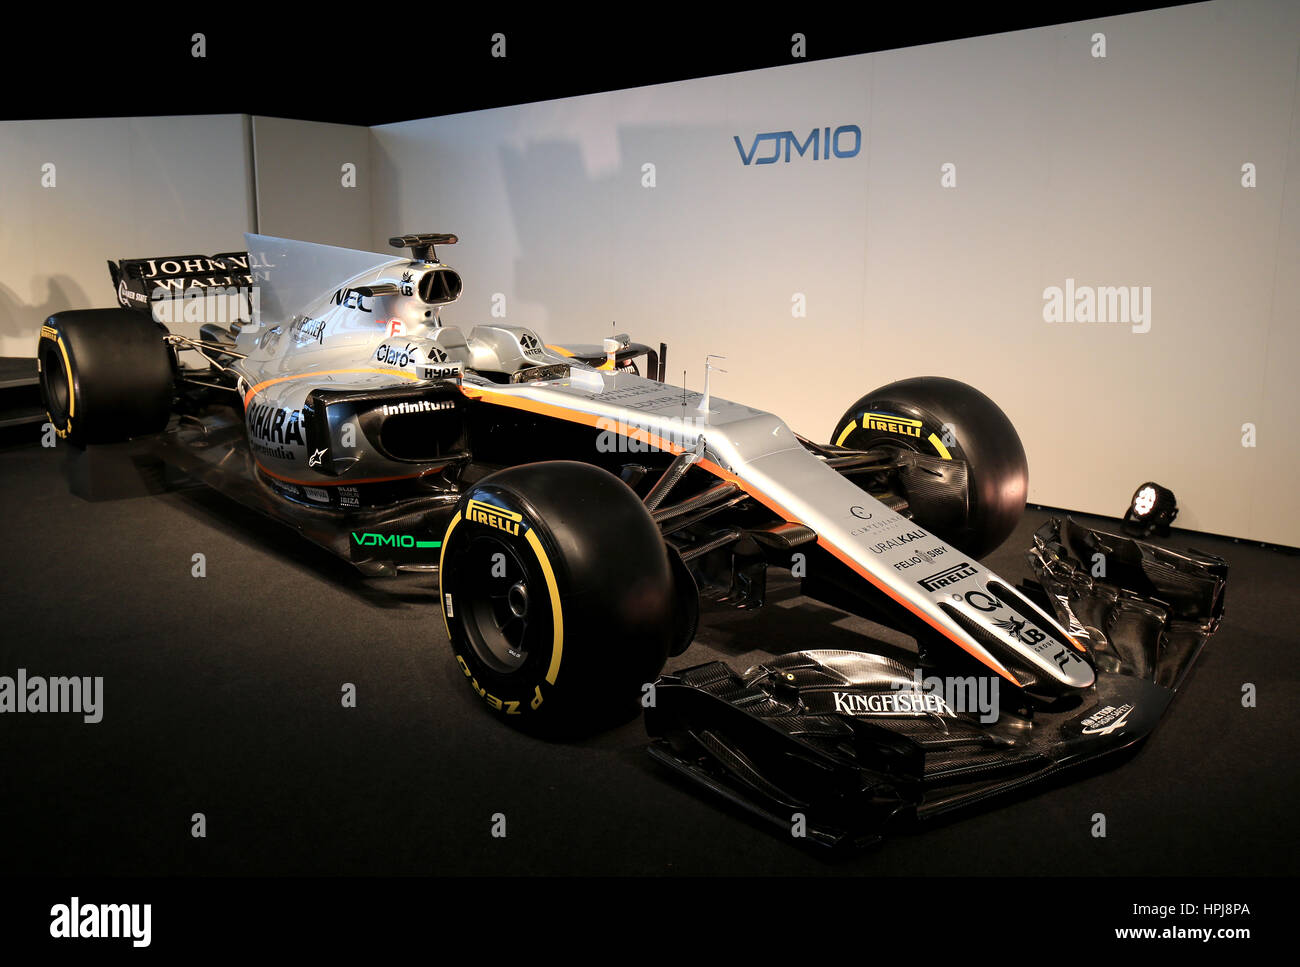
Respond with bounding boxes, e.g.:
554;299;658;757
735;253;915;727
466;499;524;536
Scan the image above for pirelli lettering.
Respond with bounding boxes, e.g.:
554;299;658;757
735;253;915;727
918;562;979;591
466;498;525;536
863;412;923;438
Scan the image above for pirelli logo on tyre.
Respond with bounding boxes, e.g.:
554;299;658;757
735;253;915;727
466;498;525;536
918;562;978;592
863;412;922;438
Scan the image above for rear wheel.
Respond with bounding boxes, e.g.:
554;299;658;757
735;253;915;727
831;377;1028;558
38;309;174;446
439;460;677;734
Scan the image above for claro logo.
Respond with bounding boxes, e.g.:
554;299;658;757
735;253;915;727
734;125;862;165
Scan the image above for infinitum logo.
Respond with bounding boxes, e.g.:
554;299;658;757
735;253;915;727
381;399;454;416
50;897;151;947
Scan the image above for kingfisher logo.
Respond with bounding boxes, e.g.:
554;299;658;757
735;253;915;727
832;690;951;716
735;125;862;165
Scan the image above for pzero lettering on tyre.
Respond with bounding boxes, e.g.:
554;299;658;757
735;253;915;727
439;460;677;733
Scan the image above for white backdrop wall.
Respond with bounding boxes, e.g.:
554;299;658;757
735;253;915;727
0;115;256;355
370;0;1300;546
0;115;374;352
251;116;373;250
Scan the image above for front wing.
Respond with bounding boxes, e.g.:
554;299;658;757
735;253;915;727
644;517;1228;848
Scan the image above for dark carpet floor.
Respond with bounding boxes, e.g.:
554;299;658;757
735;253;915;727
1;436;1297;876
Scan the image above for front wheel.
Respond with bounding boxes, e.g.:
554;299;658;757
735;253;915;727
831;377;1028;559
439;460;677;734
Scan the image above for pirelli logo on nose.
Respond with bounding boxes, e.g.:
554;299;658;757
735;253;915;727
918;562;978;592
466;498;525;536
864;412;922;438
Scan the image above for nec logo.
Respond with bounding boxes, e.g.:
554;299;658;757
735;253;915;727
734;125;862;165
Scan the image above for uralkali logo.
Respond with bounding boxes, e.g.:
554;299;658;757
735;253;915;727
735;125;862;165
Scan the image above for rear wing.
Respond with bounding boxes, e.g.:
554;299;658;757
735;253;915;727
107;252;254;312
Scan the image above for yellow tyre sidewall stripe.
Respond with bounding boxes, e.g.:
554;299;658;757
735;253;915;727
928;432;952;460
523;528;564;685
38;329;76;431
834;419;857;447
440;507;566;695
438;511;462;642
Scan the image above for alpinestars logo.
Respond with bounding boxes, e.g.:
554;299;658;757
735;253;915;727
1080;703;1134;735
918;562;977;591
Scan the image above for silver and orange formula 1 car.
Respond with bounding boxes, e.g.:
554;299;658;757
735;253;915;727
37;233;1227;846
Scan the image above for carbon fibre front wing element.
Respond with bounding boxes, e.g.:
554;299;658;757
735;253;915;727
644;518;1228;848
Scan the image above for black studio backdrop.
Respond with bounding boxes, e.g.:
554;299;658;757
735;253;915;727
7;5;1196;126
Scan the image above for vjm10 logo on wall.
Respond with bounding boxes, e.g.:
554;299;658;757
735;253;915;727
734;125;862;165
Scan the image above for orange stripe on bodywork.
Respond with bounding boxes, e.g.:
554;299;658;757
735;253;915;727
243;368;421;408
457;383;1022;685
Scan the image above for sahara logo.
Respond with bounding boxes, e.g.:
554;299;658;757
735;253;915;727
735;125;862;165
246;403;305;446
466;499;524;536
862;412;922;438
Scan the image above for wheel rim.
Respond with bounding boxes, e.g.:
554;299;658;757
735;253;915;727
460;535;539;674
